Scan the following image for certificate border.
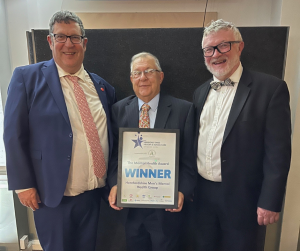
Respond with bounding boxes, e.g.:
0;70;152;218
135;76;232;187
117;128;179;209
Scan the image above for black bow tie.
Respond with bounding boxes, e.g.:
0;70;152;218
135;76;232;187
210;78;235;91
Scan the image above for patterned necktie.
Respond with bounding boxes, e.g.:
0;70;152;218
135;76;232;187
210;78;234;91
139;103;151;128
66;75;106;178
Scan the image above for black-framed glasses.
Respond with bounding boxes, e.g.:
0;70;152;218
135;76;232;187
51;33;85;44
202;41;241;57
131;69;161;79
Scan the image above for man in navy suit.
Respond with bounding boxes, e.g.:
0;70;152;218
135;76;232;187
107;52;197;251
193;19;291;251
4;10;116;251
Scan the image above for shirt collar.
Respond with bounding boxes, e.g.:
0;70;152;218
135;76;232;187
138;93;160;111
213;62;243;83
56;63;86;81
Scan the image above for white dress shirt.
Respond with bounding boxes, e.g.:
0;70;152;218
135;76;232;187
138;93;160;129
59;64;109;196
197;63;243;182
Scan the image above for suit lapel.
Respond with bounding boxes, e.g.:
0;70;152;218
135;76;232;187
125;97;139;128
88;72;110;121
194;81;211;137
42;59;71;126
154;94;172;129
195;82;211;121
222;70;252;144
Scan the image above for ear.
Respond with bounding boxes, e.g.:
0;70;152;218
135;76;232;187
238;41;245;54
47;35;53;51
159;71;164;85
83;37;88;51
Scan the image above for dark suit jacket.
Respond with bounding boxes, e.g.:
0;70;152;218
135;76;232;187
107;94;197;230
193;69;291;227
4;58;116;208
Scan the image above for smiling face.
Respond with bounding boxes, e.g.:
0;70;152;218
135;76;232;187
130;56;164;103
47;21;87;74
202;29;244;81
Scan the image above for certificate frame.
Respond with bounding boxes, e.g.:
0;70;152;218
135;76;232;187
117;128;179;209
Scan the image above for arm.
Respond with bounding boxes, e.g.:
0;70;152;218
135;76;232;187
165;191;184;212
257;207;280;225
167;104;197;212
178;104;198;198
107;104;119;188
4;67;41;209
17;188;41;211
257;81;291;224
108;185;123;210
107;104;122;210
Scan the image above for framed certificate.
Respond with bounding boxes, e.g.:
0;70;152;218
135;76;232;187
117;128;179;208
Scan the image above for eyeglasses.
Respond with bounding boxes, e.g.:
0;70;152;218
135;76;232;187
51;33;85;44
131;69;161;79
202;41;241;57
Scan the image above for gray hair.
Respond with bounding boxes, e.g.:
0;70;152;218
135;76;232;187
130;52;162;72
49;10;85;37
202;19;243;46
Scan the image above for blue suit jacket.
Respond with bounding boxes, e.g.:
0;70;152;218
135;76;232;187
4;59;116;207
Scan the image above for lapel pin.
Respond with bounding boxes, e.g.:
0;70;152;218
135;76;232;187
101;87;104;92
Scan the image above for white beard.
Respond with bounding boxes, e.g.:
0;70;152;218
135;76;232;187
205;54;240;80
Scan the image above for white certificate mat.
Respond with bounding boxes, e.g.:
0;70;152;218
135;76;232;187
117;128;179;208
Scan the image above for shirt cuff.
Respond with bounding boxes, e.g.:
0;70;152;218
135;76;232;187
15;188;33;194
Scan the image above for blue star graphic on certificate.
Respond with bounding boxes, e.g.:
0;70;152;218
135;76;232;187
132;132;143;148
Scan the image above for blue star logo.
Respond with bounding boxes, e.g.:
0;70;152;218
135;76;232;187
132;132;144;148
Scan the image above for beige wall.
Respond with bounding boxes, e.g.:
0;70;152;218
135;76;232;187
76;12;217;29
279;0;300;249
5;0;275;70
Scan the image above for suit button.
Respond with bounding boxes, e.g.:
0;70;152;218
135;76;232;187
69;133;73;138
222;160;226;163
67;156;71;160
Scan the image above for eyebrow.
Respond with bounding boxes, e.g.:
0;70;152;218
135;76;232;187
203;40;228;48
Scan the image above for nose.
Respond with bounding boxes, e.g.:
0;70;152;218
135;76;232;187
212;48;222;57
64;37;74;47
139;71;148;80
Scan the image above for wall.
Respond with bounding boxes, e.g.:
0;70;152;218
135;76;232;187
0;0;11;107
5;0;275;70
270;0;282;25
0;2;19;250
278;0;300;249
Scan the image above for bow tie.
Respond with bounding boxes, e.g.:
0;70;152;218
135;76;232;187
210;78;234;91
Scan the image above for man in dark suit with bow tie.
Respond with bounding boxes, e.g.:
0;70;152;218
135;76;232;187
107;52;197;251
4;10;116;251
193;19;291;251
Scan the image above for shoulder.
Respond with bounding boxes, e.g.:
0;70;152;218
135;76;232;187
194;78;212;94
13;60;49;75
242;69;289;101
88;72;115;91
9;61;53;90
112;95;136;109
167;95;192;106
244;69;286;88
160;94;192;112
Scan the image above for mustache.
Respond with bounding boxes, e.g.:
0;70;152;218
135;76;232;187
210;56;227;64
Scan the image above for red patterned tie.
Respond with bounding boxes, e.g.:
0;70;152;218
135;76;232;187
66;75;106;178
139;103;151;128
